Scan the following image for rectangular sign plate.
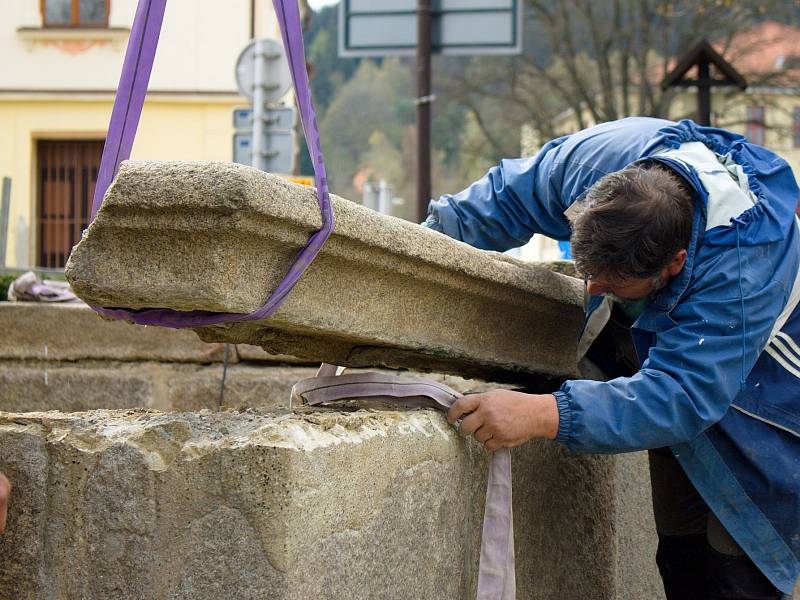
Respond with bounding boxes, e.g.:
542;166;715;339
233;130;295;174
339;0;521;57
233;107;296;131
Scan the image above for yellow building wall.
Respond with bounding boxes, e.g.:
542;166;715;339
0;0;290;269
0;94;241;268
664;90;800;178
537;90;800;178
3;0;276;92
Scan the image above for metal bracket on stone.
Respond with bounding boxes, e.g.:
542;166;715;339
66;161;584;385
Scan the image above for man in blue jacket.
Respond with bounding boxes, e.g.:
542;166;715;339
433;118;800;598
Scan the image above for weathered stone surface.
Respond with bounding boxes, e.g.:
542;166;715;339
234;343;311;364
533;260;579;278
0;302;230;363
0;361;517;414
613;452;664;599
0;409;661;600
66;161;584;385
0;364;316;413
0;301;308;365
512;443;663;600
0;409;478;600
0;365;154;413
163;365;296;412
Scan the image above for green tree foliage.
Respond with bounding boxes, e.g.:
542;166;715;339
304;5;363;114
303;4;470;210
438;0;800;164
319;59;414;198
304;1;800;217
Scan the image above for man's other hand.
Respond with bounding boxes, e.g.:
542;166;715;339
447;390;559;451
0;472;10;533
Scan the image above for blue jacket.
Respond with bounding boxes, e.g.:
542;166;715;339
426;117;800;593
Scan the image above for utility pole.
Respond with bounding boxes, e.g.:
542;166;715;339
416;0;433;222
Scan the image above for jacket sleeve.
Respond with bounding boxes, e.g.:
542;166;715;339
424;117;675;252
553;239;788;453
423;136;573;251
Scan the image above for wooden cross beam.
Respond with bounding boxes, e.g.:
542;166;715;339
662;39;747;126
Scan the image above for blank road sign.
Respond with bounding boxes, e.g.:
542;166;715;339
348;14;414;48
233;130;295;174
233;107;296;131
340;0;521;57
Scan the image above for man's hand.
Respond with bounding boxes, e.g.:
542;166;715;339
447;390;559;451
0;472;10;534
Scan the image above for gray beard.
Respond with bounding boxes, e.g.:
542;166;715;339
604;293;632;304
603;274;669;304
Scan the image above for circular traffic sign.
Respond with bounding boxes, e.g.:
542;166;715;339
235;38;292;102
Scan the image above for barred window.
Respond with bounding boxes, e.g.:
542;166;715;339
37;140;103;269
43;0;109;27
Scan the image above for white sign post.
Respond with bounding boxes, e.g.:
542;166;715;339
252;39;267;170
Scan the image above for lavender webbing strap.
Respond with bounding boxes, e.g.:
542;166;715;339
89;0;165;221
293;368;516;600
88;0;332;328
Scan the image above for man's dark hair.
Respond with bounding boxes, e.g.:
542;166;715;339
570;163;694;281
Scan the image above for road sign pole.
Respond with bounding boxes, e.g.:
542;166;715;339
416;0;433;222
252;39;266;170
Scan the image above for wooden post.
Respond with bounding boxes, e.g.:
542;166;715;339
416;0;433;223
697;59;711;126
662;40;746;128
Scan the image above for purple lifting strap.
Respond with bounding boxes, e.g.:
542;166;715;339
88;0;333;328
293;367;516;600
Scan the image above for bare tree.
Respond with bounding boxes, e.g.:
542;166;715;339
438;0;799;162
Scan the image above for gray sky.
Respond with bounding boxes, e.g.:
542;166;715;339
307;0;338;9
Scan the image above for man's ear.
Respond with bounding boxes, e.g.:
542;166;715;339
667;249;688;276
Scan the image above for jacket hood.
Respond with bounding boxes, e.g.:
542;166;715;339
654;120;799;247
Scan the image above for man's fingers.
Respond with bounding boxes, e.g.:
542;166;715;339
474;425;493;444
447;394;482;424
485;439;502;452
458;412;484;437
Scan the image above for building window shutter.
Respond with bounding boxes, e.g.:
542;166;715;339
745;105;766;146
794;106;800;149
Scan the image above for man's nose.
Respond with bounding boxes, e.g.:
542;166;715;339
586;280;608;296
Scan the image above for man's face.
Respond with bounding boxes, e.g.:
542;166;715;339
585;272;667;301
584;249;688;301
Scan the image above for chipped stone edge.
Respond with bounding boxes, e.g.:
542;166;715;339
0;409;457;472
